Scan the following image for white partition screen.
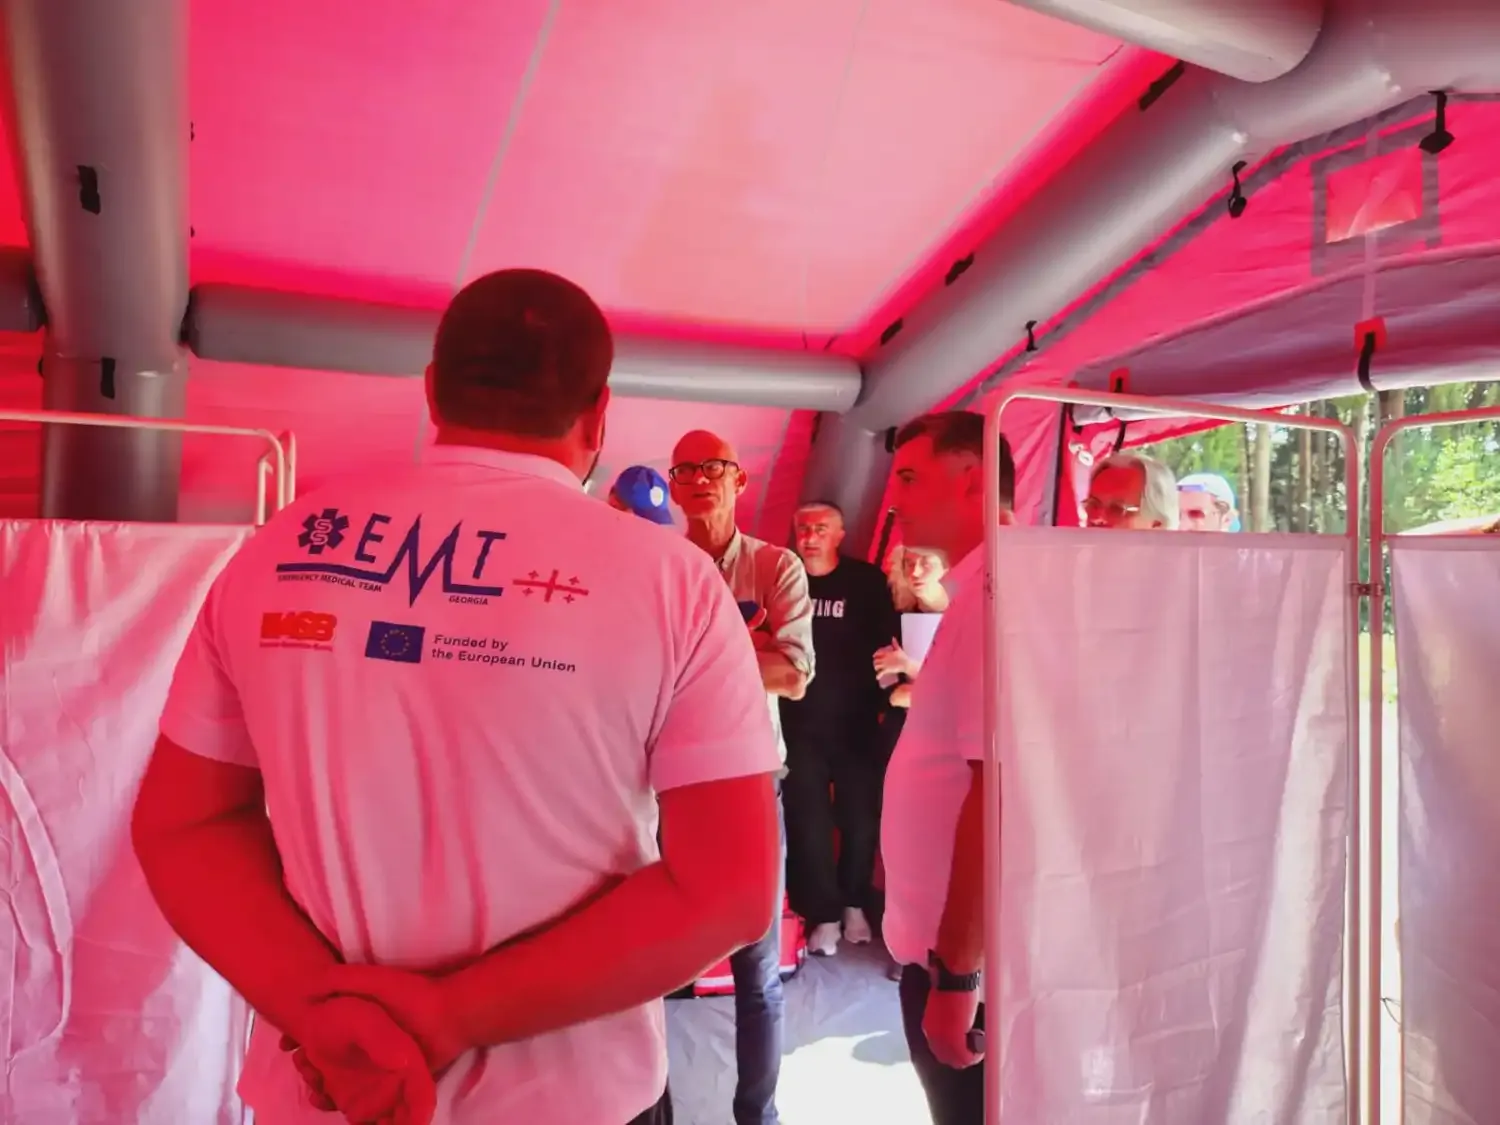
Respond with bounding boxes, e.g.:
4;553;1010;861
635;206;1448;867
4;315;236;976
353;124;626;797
1391;539;1500;1125
988;529;1352;1123
0;520;252;1124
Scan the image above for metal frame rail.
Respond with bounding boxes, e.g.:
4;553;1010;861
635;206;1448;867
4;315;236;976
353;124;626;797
1368;404;1500;1124
0;408;294;524
982;388;1362;1125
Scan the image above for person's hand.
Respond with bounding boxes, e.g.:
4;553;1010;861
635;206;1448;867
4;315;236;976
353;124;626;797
923;985;984;1070
278;994;437;1124
317;963;470;1076
873;639;915;679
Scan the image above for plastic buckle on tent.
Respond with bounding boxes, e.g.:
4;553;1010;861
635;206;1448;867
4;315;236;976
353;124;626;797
1108;368;1129;395
1420;91;1455;155
1025;320;1038;352
1227;161;1249;218
1354;318;1387;393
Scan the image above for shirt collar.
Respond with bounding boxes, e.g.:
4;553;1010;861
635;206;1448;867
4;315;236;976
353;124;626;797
422;444;583;491
942;545;984;597
715;529;745;572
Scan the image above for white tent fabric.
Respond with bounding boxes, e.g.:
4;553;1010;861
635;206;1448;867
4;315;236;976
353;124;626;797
990;530;1351;1123
1391;539;1500;1125
0;521;252;1125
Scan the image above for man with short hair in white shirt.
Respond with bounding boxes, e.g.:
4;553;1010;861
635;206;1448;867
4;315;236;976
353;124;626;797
131;268;784;1125
880;410;1015;1125
669;429;814;1125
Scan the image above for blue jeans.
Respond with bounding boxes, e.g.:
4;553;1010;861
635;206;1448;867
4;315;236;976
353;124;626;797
728;794;786;1125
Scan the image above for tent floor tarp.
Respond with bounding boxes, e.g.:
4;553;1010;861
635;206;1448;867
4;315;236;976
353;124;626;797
666;942;924;1125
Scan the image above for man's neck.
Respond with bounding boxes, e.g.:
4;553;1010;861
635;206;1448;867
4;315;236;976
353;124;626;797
686;512;738;560
801;552;838;578
432;426;582;479
941;508;1011;570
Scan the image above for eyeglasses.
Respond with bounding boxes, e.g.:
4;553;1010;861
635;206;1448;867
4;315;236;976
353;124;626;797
1082;496;1140;519
669;459;738;484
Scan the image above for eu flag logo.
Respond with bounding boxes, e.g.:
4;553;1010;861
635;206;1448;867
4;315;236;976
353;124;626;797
365;621;425;664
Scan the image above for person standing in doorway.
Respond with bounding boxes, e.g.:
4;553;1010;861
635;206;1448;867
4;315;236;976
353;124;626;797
669;430;814;1125
880;410;1016;1125
781;501;898;956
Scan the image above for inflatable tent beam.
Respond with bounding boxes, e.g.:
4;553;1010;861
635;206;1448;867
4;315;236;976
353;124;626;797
1;0;189;522
1001;0;1323;84
184;285;862;413
805;4;1500;547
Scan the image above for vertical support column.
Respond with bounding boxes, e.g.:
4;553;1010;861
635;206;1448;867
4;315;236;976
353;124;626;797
797;413;893;558
1;0;190;521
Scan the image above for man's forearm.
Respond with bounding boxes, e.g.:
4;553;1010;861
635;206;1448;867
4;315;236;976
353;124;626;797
135;813;340;1035
758;651;807;699
442;861;769;1049
933;764;987;974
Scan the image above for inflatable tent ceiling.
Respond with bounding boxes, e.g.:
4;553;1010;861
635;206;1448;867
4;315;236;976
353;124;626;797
0;0;1496;540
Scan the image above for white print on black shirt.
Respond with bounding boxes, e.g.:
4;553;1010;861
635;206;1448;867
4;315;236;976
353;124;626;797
812;598;846;618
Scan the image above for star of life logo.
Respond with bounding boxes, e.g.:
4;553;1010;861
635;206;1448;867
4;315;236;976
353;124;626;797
298;508;349;555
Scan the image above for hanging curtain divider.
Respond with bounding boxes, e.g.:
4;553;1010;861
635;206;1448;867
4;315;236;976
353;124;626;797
982;388;1362;1125
1368;403;1500;1123
0;409;292;524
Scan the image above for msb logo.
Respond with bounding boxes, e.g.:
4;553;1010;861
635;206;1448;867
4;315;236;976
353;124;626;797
260;611;338;649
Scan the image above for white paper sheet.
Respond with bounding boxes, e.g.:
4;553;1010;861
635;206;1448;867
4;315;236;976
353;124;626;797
1391;539;1500;1125
988;529;1352;1124
0;520;252;1124
900;612;942;664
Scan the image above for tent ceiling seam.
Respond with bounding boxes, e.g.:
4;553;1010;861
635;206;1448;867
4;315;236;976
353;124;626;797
797;0;870;350
954;93;1491;410
412;0;562;463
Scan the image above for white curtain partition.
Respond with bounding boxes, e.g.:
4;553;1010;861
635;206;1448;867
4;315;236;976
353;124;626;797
0;520;252;1124
1391;539;1500;1125
989;530;1352;1123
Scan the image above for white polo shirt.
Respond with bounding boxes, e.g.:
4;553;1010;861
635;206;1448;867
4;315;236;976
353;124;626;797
159;445;780;1125
880;546;986;968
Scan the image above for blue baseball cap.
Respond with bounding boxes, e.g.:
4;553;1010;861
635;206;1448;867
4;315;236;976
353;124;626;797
610;465;674;525
1178;473;1241;531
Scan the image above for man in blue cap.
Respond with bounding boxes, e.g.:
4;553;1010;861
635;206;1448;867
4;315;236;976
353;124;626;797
1177;472;1241;532
609;465;676;526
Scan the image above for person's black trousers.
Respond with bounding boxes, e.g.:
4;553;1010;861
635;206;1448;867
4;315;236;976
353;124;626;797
627;1085;674;1124
898;964;986;1125
781;717;883;927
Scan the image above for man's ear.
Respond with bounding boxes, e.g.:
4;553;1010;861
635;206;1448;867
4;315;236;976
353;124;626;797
733;465;749;497
585;386;611;452
423;365;440;425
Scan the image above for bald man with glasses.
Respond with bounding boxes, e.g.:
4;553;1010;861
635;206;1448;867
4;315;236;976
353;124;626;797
668;430;814;1125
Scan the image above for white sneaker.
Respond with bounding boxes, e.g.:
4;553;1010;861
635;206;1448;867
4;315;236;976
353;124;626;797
808;921;842;956
843;907;873;945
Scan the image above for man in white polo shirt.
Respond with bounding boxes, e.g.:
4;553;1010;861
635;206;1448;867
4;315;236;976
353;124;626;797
880;410;1015;1125
131;269;784;1125
669;429;814;1125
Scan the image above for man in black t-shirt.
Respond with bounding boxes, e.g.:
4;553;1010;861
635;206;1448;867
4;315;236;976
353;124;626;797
780;501;900;957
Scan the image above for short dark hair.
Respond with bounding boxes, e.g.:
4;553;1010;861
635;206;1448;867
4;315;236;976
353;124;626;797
431;269;613;438
893;410;1016;509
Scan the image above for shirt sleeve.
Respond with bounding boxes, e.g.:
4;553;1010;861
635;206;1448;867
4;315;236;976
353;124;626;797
762;549;815;678
649;562;781;793
158;573;259;768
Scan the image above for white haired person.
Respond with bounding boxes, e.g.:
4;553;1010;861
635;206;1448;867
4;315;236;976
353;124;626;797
1083;451;1179;530
873;545;949;711
1177;472;1240;532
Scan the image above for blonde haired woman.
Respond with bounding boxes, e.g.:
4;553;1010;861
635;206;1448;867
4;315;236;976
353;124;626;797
875;545;948;707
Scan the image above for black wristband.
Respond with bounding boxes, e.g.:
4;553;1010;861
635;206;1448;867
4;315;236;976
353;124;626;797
927;950;981;993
